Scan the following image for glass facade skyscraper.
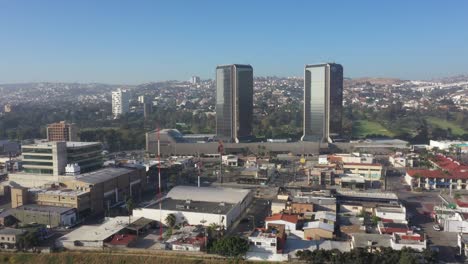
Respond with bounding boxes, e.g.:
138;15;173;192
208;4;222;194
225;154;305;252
216;64;253;143
302;63;343;142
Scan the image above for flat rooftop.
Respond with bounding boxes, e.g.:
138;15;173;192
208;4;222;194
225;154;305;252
73;167;134;184
29;188;87;197
167;185;250;204
0;227;27;236
352;233;391;248
148;198;235;215
336;190;399;201
57;216;130;242
66;142;101;148
15;204;75;214
376;206;405;214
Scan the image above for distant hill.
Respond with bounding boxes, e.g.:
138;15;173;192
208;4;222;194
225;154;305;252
345;77;405;86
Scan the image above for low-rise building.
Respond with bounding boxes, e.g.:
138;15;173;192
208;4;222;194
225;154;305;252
390;232;426;251
271;200;286;214
265;214;298;232
56;216;134;250
248;226;285;254
303;221;334;240
0;228;27;249
378;222;410;235
342;163;383;181
405;155;468;190
351;233;391;250
290;202;313;214
375;205;407;223
11;166;146;217
7;204;77;228
166;226;206;252
133;186;252;229
222;155;238;166
314;211;336;225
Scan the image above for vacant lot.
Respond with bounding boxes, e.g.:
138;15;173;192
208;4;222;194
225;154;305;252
426;117;467;135
352;120;395;137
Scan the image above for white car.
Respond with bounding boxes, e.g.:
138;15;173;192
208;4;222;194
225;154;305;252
433;224;441;231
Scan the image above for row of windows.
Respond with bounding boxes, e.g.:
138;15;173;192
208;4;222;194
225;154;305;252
22;148;52;154
23;155;53;160
0;236;15;242
23;168;53;174
23;161;53;166
67;145;102;155
249;241;276;247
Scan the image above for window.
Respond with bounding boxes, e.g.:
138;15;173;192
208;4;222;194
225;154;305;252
256;242;261;246
270;243;276;247
1;237;4;240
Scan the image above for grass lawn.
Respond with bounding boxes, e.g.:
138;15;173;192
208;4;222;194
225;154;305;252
425;117;467;135
352;120;395;138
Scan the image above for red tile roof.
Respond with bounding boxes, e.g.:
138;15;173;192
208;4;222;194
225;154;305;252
109;234;137;245
265;214;299;224
407;155;468;180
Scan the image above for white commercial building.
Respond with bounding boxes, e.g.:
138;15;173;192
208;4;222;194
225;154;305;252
430;140;467;151
133;186;252;229
56;216;130;250
375;205;407;223
112;89;130;119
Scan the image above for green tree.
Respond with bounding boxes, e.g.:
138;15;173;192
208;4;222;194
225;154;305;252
210;236;249;257
17;231;38;250
399;249;418;264
125;198;134;224
165;213;176;229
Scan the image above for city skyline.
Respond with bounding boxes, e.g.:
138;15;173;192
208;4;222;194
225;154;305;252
1;1;468;83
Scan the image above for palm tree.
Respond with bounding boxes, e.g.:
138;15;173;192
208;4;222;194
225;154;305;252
125;198;134;224
165;213;176;229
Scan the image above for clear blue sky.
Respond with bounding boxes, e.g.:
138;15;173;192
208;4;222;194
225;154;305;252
1;0;468;84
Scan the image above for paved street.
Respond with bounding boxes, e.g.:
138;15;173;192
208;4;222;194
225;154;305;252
386;170;461;263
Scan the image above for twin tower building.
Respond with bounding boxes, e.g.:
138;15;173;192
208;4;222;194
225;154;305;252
215;63;343;143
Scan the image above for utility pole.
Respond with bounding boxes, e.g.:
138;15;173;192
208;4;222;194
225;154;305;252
157;127;163;239
218;141;224;184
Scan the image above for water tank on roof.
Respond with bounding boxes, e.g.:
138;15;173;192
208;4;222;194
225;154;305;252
65;163;80;176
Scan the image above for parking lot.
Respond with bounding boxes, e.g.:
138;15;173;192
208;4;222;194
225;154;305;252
386;171;460;263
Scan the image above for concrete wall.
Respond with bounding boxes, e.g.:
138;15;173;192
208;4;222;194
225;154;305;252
390;239;426;251
304;228;333;240
265;220;296;232
375;210;406;222
58;240;104;250
133;207;229;228
8;173;59;188
146;141;321;156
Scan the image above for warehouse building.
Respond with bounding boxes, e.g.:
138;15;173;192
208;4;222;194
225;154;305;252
11;166;146;217
133;186;253;229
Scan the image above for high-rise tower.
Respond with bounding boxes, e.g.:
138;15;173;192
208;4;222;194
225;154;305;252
216;64;253;143
112;89;130;119
302;63;343;142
